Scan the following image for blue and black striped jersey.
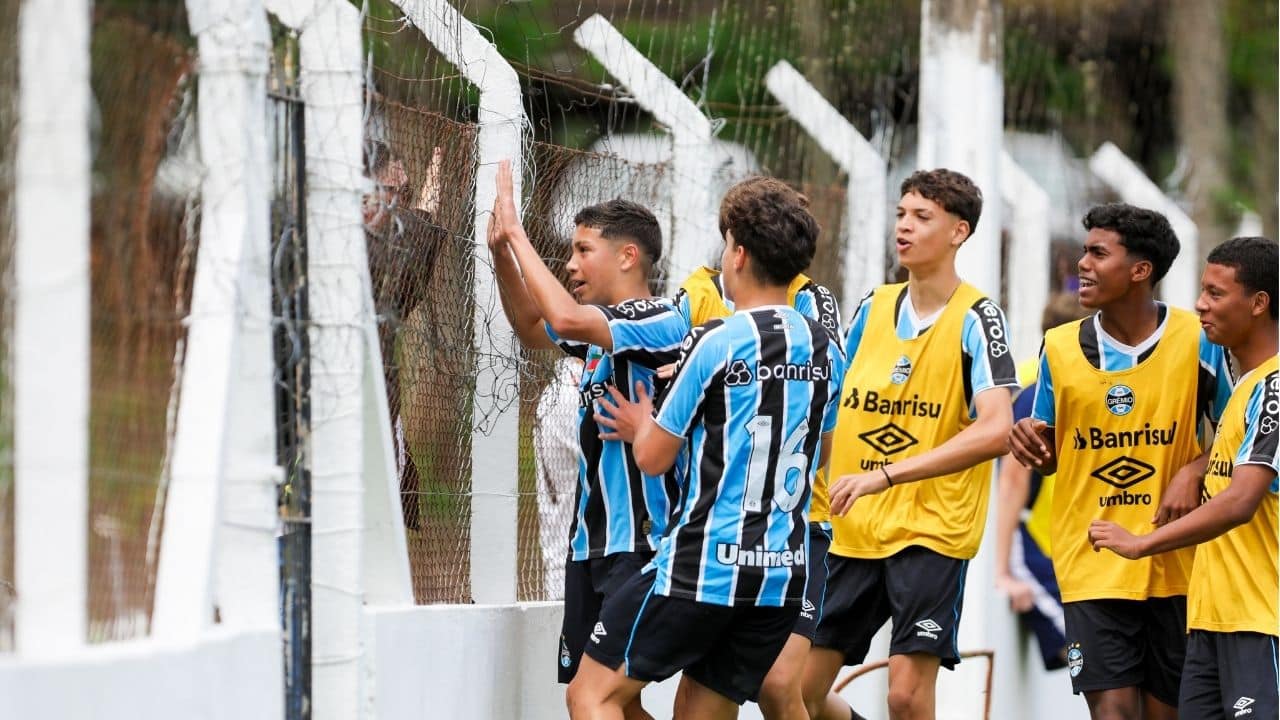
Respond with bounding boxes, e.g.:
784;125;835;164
545;297;688;560
649;306;841;607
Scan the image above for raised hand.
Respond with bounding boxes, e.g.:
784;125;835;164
413;146;444;215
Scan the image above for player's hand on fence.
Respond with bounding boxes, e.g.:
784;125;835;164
1088;520;1146;560
995;573;1035;613
1153;462;1203;526
829;470;890;516
595;382;653;443
1008;418;1052;469
491;159;524;244
413;146;443;215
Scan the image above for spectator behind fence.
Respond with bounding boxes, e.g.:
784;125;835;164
535;356;584;601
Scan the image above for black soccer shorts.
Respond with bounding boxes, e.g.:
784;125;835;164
1061;595;1186;707
584;566;800;704
1178;629;1278;719
792;522;832;642
812;545;969;669
558;551;652;683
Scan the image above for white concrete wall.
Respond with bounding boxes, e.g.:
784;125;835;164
0;629;282;720
364;599;1090;720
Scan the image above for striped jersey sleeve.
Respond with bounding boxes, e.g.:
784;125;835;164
1196;331;1235;427
1031;349;1055;425
842;289;874;360
545;322;590;360
1235;369;1280;475
599;298;688;368
961;297;1019;414
653;321;726;439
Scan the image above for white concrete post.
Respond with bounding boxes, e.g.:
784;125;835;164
1089;142;1199;309
1001;152;1050;361
573;14;716;294
918;0;1004;298
13;0;91;654
764;60;887;308
392;0;525;605
153;0;277;639
919;5;1004;714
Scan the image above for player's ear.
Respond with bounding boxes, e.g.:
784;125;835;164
1129;258;1153;285
951;219;970;247
1250;289;1271;319
617;241;640;272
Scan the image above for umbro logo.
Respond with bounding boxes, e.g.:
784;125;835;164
1090;455;1155;490
589;621;606;644
800;598;817;620
1233;696;1254;716
858;422;920;456
914;618;941;639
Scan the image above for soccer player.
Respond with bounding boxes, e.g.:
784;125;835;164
486;160;687;719
570;176;841;719
804;169;1017;720
670;179;844;720
1089;236;1277;719
1008;204;1234;720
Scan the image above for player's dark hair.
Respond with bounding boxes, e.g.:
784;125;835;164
1207;236;1278;320
574;199;663;273
718;176;819;286
1081;203;1179;286
1041;292;1090;332
900;168;983;237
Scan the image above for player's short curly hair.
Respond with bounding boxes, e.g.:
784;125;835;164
1081;203;1180;286
1207;236;1278;319
574;199;663;271
900;168;983;237
718;176;819;286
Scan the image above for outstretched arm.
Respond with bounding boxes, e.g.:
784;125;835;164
1089;464;1274;559
487;189;554;351
492;160;615;349
994;456;1036;612
830;387;1014;516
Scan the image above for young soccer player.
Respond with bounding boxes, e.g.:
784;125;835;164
486;160;687;719
571;176;841;719
671;178;844;720
803;169;1017;720
1089;236;1278;719
1008;204;1235;720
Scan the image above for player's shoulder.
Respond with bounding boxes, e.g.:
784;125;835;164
607;296;681;321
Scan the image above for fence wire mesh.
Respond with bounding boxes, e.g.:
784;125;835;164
86;2;196;642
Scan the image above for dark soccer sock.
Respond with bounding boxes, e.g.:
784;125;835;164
848;706;868;720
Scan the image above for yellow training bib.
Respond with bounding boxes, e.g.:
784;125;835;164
1045;310;1202;602
1187;356;1278;636
828;282;993;560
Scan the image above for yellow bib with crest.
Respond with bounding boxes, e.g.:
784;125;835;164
679;267;833;523
1044;310;1202;602
828;282;992;560
1187;356;1278;635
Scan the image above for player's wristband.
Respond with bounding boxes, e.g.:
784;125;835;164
881;467;893;487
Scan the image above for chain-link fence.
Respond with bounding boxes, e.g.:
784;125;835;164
0;0;18;654
87;1;196;642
